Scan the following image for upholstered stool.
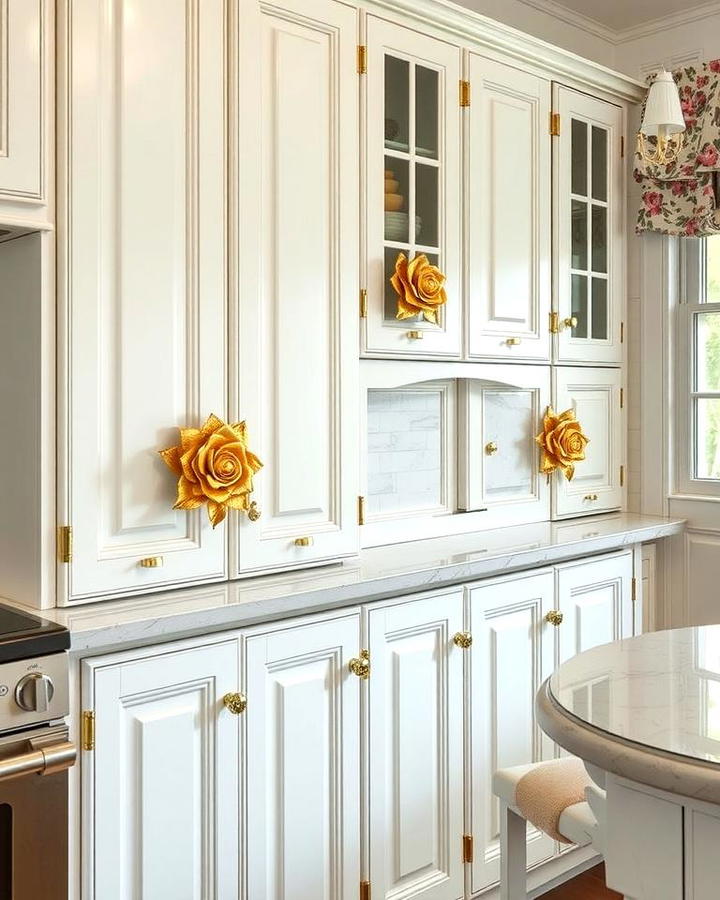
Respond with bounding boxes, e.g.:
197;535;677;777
492;758;606;899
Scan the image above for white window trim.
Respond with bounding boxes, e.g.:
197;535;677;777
675;238;720;499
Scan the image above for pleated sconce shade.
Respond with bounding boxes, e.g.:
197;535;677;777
641;70;685;136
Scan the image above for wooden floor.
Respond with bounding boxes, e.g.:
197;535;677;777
540;864;622;899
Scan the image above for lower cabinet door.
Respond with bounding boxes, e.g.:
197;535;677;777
368;588;465;900
245;611;361;900
83;638;240;900
556;550;634;664
468;570;556;894
552;367;624;518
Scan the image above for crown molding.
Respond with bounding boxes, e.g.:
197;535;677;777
615;1;720;43
514;0;617;43
367;0;645;102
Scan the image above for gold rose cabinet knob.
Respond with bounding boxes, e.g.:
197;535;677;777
247;501;261;522
485;441;498;456
563;316;578;329
545;610;564;627
348;650;370;680
223;692;247;715
453;632;473;649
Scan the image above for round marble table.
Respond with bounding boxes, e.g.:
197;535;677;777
537;626;720;900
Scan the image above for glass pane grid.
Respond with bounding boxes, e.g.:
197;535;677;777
383;52;443;329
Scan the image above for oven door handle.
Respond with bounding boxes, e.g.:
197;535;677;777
0;740;76;782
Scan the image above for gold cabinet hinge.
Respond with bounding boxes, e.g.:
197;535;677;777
82;710;95;751
357;45;367;75
620;387;624;409
360;288;368;318
462;834;474;863
360;881;371;900
620;135;625;158
550;112;560;136
549;311;559;334
358;496;366;526
459;80;470;107
620;465;625;487
621;321;625;343
631;576;637;603
58;526;73;564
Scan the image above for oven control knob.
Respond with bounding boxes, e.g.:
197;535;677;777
15;673;54;713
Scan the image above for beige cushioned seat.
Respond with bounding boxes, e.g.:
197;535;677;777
492;758;597;845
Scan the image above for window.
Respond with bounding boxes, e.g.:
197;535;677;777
677;236;720;496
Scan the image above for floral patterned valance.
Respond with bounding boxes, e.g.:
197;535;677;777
636;60;720;237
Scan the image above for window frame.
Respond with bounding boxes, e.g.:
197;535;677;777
676;238;720;498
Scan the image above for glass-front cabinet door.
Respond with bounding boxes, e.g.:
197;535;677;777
554;86;624;365
362;16;462;358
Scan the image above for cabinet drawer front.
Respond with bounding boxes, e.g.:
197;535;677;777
245;612;361;900
236;0;359;572
86;640;240;900
467;55;551;361
368;589;464;900
65;0;228;599
468;571;556;893
552;366;624;517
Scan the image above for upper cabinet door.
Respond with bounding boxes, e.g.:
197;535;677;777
362;16;462;359
552;366;624;517
554;86;624;365
235;0;359;574
64;0;227;600
0;0;50;213
466;55;551;362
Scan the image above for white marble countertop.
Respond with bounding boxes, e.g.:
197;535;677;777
538;625;720;804
35;512;683;655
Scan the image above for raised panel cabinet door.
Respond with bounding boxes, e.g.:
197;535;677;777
552;366;624;517
362;16;462;358
64;0;227;599
556;550;634;665
368;588;465;900
235;0;359;573
466;55;551;361
0;0;48;205
245;611;361;900
83;638;240;900
553;86;624;365
468;570;556;894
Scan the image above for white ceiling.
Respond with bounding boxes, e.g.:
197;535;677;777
549;0;711;30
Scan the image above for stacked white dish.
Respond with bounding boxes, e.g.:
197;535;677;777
385;213;422;242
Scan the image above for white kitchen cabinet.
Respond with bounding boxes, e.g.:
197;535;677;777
468;570;556;894
0;0;52;225
244;611;361;900
362;15;462;358
458;367;551;524
552;366;624;518
466;55;551;362
555;550;635;663
367;588;465;900
235;0;359;574
81;637;240;900
61;0;228;600
553;86;624;365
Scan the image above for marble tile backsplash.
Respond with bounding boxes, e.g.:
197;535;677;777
367;389;443;516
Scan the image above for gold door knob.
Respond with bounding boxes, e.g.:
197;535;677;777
247;501;261;522
485;441;498;455
453;631;473;649
583;494;599;501
348;650;370;680
505;337;521;346
545;610;564;627
222;692;247;715
139;556;163;568
563;316;578;329
406;330;424;340
294;536;313;547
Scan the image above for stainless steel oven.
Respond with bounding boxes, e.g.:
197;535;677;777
0;724;75;899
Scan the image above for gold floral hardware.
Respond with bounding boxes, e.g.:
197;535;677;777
391;252;448;324
159;414;263;528
535;406;589;481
